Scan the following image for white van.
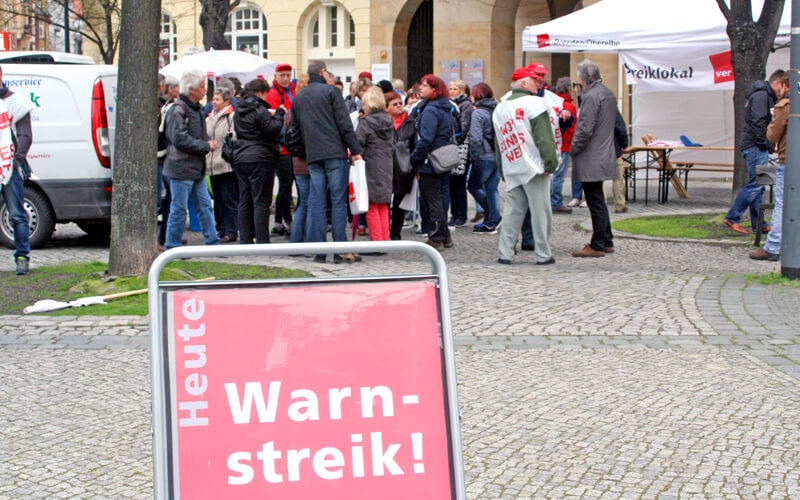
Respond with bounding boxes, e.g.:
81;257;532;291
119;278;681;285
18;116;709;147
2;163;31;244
0;57;117;248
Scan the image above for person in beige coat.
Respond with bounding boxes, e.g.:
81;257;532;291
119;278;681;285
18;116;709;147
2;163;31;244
205;82;239;243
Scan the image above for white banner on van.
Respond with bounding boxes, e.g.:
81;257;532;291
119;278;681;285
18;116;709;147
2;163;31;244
0;98;14;186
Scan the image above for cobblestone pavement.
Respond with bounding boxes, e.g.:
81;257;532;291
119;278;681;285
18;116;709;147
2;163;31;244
2;179;799;498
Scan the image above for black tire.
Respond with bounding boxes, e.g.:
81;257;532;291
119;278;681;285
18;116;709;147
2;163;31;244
77;220;111;242
0;186;55;250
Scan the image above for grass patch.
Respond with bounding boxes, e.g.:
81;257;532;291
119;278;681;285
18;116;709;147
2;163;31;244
612;213;756;241
0;261;313;316
745;272;800;289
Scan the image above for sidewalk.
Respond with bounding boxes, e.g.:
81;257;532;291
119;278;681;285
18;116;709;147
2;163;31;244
1;179;798;498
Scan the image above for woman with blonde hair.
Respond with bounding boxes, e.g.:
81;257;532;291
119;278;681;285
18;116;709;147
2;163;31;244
356;86;394;244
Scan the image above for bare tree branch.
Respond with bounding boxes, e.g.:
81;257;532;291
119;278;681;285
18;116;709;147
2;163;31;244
716;0;732;21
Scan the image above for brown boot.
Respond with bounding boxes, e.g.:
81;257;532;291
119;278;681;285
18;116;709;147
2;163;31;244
426;238;444;251
749;249;779;261
444;235;454;248
572;244;606;258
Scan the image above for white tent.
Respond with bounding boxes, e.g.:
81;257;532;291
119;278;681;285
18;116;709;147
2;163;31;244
522;0;790;166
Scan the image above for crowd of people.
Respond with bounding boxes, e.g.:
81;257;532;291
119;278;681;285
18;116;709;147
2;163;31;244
1;57;792;276
154;58;640;264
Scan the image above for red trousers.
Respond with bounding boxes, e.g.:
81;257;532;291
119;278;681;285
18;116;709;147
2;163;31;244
365;203;390;241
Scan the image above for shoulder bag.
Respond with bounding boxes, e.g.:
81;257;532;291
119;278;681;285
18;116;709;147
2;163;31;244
221;114;237;164
427;115;459;175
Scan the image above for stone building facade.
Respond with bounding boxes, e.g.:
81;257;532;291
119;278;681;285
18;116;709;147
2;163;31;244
157;0;622;99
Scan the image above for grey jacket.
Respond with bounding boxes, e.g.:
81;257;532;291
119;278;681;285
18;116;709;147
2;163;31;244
570;80;618;183
163;95;210;180
356;110;394;204
469;98;497;162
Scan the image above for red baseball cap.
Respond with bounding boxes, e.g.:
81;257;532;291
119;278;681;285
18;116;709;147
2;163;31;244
527;63;549;77
275;63;292;73
511;67;536;81
358;71;373;80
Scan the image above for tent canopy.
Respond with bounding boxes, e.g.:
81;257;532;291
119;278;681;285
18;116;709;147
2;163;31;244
523;0;790;93
522;0;790;168
523;0;790;53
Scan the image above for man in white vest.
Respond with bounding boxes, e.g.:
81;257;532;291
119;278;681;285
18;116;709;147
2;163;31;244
493;67;559;265
0;64;33;275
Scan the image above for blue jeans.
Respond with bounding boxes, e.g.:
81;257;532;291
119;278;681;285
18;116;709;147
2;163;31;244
764;163;784;255
467;158;501;226
551;152;570;208
725;147;768;224
290;173;310;243
1;168;30;258
571;159;583;200
164;177;219;249
307;159;349;250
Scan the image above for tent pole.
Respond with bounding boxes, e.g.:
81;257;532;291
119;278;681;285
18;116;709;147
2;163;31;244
781;0;800;279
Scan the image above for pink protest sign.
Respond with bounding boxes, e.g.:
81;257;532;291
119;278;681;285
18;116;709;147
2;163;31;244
166;280;455;499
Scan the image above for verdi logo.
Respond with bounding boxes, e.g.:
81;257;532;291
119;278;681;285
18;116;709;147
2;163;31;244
624;63;694;81
708;51;734;84
537;34;550;48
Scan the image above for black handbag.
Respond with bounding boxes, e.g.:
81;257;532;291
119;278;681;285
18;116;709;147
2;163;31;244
393;139;414;175
284;116;305;158
220;115;237;164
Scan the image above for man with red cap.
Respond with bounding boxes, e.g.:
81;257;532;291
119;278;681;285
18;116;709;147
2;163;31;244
265;63;296;237
493;67;559;265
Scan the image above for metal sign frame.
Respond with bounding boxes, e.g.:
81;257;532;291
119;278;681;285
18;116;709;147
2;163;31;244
148;241;465;499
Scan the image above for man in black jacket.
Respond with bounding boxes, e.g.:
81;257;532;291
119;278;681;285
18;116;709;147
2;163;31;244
163;69;219;250
291;60;363;263
723;69;784;234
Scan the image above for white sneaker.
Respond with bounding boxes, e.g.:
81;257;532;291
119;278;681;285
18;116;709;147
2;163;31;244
567;198;581;207
579;200;588;208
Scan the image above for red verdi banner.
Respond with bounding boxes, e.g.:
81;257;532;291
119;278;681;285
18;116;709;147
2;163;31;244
165;280;456;499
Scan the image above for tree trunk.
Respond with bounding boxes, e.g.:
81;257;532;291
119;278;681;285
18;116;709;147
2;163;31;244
199;0;240;50
728;33;767;195
719;0;785;197
108;0;160;276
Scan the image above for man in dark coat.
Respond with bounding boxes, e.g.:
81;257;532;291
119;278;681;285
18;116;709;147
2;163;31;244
570;60;618;258
291;60;363;263
722;69;784;234
162;69;219;250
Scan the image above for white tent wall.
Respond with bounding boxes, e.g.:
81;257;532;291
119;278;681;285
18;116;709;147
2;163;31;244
629;47;789;176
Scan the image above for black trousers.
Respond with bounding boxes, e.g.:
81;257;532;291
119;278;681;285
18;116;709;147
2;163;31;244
274;155;294;226
390;193;406;240
235;162;275;244
449;172;468;222
418;173;450;242
583;181;613;250
210;171;239;238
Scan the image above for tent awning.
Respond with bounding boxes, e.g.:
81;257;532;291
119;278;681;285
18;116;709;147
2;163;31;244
521;0;790;93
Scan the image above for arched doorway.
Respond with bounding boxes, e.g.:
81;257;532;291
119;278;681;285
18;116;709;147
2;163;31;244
407;0;432;86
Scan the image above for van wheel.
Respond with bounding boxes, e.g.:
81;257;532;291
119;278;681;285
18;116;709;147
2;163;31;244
77;221;111;242
0;186;56;250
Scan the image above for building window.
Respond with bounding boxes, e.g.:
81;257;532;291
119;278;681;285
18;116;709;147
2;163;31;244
159;12;177;68
226;7;268;58
312;19;319;48
349;15;355;47
330;6;337;47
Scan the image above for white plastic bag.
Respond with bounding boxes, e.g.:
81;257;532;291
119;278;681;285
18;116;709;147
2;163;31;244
348;158;369;215
399;177;418;212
